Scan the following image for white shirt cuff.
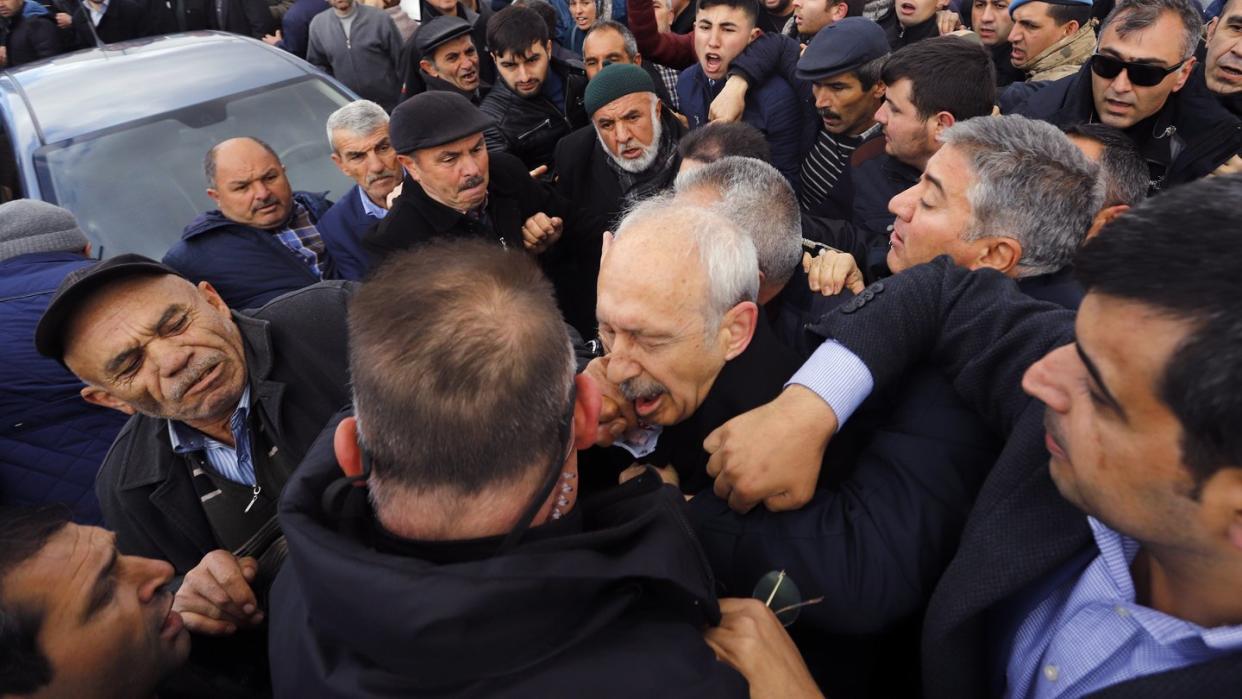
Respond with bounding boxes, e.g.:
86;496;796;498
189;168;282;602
786;340;874;430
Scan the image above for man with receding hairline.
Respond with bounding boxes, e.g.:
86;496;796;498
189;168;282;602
164;136;341;310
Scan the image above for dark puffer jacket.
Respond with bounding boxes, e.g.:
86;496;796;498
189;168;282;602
0;252;128;524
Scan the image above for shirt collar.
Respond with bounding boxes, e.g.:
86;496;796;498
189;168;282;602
357;185;388;219
167;385;252;454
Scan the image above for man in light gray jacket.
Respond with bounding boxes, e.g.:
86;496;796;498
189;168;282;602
308;0;404;111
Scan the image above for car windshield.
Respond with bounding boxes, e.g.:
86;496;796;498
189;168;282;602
33;77;354;260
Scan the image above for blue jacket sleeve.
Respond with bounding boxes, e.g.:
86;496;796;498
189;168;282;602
757;78;806;191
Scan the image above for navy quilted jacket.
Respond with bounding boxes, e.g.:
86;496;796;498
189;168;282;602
0;252;128;523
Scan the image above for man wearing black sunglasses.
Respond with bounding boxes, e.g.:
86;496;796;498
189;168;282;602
1006;0;1242;191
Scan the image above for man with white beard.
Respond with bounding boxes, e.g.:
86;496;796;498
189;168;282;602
552;62;686;335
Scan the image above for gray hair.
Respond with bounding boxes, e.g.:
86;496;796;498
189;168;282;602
1064;123;1150;207
941;115;1103;278
325;100;390;153
585;20;638;58
1101;0;1203;61
673;156;802;288
614;197;759;327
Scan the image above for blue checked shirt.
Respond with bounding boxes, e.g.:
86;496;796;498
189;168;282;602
272;203;327;278
1005;517;1242;697
167;386;256;487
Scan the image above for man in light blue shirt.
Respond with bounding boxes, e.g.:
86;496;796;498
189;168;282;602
695;174;1242;695
316;100;403;280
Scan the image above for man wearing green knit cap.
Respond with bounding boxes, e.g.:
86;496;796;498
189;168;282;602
551;62;686;336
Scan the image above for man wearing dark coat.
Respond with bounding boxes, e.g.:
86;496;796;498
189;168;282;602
0;0;60;66
34;255;353;695
552;63;684;336
164;137;343;311
704;174;1242;697
268;240;750;697
211;0;274;37
365;91;568;269
72;0;148;44
1004;0;1242;191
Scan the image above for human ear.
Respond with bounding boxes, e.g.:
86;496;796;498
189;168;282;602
1172;56;1197;92
1086;204;1129;240
974;237;1022;276
719;301;759;361
81;386;136;416
334;417;364;478
572;372;604;450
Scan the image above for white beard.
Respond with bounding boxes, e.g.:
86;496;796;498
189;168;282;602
600;103;664;174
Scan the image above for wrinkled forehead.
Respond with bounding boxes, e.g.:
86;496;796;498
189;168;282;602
64;274;196;357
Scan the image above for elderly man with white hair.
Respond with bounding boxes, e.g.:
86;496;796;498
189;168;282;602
551;61;686;335
316;100;404;280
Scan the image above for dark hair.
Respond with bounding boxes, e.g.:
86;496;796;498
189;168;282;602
203;137;279;188
1063;123;1149;207
695;0;760;26
1074;174;1242;490
349;240;574;496
854;53;888;91
679;121;771;164
511;0;559;40
486;6;550;58
0;506;70;696
840;0;865;16
1046;2;1093;26
1101;0;1202;61
880;36;997;120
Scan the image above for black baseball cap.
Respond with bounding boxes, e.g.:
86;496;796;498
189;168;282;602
35;253;183;361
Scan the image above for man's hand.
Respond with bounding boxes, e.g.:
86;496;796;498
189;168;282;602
705;599;824;699
1211;154;1242;177
262;29;282;45
703;385;837;513
584;356;638;446
935;9;962;34
709;75;749;123
54;11;72;27
522;213;563;253
173;550;264;636
529;164;549;179
803;249;865;296
0;47;8;67
386;181;403;208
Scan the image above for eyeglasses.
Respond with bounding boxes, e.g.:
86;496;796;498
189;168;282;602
1090;53;1187;87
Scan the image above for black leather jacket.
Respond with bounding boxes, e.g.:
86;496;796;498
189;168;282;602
478;57;588;171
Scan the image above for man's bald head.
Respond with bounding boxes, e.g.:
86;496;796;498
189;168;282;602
204;137;294;229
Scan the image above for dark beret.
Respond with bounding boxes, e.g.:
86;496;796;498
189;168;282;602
795;17;890;83
414;16;474;58
389;91;496;154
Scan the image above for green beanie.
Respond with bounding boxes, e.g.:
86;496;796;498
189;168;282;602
584;63;656;117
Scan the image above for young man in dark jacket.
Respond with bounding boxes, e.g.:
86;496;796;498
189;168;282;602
478;5;588;172
1005;0;1242;191
164;137;344;310
269;239;751;697
0;0;60;66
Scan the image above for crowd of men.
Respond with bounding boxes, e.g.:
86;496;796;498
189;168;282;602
3;0;1242;695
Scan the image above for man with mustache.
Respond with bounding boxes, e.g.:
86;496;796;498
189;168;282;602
794;17;888;219
1007;0;1242;191
551;63;685;336
315;100;403;281
32;254;352;692
365;91;569;267
699;174;1242;698
164;137;345;310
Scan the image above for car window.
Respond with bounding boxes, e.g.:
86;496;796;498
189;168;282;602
33;77;353;260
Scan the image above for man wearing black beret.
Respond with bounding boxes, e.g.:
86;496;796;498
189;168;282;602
363;91;571;269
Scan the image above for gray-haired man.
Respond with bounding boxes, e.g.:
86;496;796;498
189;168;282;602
317;100;402;280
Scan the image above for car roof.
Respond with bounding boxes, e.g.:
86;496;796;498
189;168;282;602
3;32;321;144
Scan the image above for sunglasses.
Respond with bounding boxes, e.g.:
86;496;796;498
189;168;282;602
1090;53;1187;87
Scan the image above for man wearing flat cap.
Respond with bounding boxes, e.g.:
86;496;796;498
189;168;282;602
414;15;491;103
0;200;126;524
33;254;353;691
364;91;570;268
1006;0;1096;82
794;17;889;220
550;63;686;336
